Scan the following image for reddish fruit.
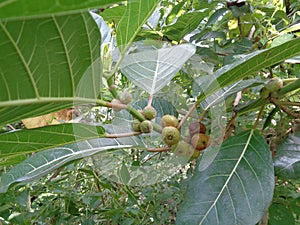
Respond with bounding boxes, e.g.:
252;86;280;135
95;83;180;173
143;106;157;120
162;126;180;146
191;133;209;151
189;121;206;137
161;115;179;128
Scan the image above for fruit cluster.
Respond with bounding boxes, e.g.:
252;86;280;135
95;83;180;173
131;106;157;133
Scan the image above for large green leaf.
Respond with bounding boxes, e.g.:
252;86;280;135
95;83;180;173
274;132;300;179
0;124;105;167
176;130;274;225
0;12;101;125
116;0;160;53
0;0;121;19
0;137;134;193
197;38;300;101
120;44;196;94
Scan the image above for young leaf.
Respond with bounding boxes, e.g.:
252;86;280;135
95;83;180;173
274;132;300;179
0;12;101;125
120;44;196;94
176;130;274;225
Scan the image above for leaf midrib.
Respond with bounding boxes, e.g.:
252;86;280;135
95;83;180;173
199;129;254;224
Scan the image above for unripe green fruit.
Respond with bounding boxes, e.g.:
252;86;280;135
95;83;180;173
140;120;153;133
162;126;180;146
191;133;209;151
189;121;206;137
131;119;141;132
111;99;122;112
265;78;283;92
143;106;157;120
119;92;133;104
161;115;179;128
172;141;194;159
260;87;270;99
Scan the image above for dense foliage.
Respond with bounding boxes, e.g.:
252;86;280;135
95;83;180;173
0;0;300;224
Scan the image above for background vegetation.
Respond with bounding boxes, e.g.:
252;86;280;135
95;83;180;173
0;0;300;224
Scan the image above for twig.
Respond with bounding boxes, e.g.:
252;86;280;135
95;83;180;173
253;98;268;129
271;98;300;118
177;101;199;130
105;131;141;138
147;94;154;107
146;147;171;152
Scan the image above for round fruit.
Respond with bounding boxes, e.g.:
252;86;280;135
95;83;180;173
265;78;283;92
140;120;153;133
131;119;141;132
111;99;122;112
191;133;209;151
119;92;133;104
190;149;201;160
162;126;180;146
259;87;270;99
172;141;194;159
161;115;179;128
142;106;157;120
189;121;206;137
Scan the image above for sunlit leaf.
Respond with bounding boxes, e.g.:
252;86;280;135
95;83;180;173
176;130;274;225
116;0;160;53
120;44;196;94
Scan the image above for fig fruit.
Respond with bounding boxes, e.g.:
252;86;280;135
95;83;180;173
162;126;180;146
191;133;209;151
140;120;153;133
111;99;122;112
190;149;201;160
265;78;283;92
131;119;141;132
189;121;206;137
161;115;179;128
119;92;133;104
172;141;194;159
259;87;270;99
142;106;157;120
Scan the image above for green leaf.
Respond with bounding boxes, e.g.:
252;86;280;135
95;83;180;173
116;0;160;53
0;12;101;125
0;124;105;167
0;138;133;193
162;10;210;42
176;130;274;225
120;44;196;94
193;78;263;109
268;203;295;225
197;38;300;102
0;0;121;19
274;132;300;179
165;1;185;25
